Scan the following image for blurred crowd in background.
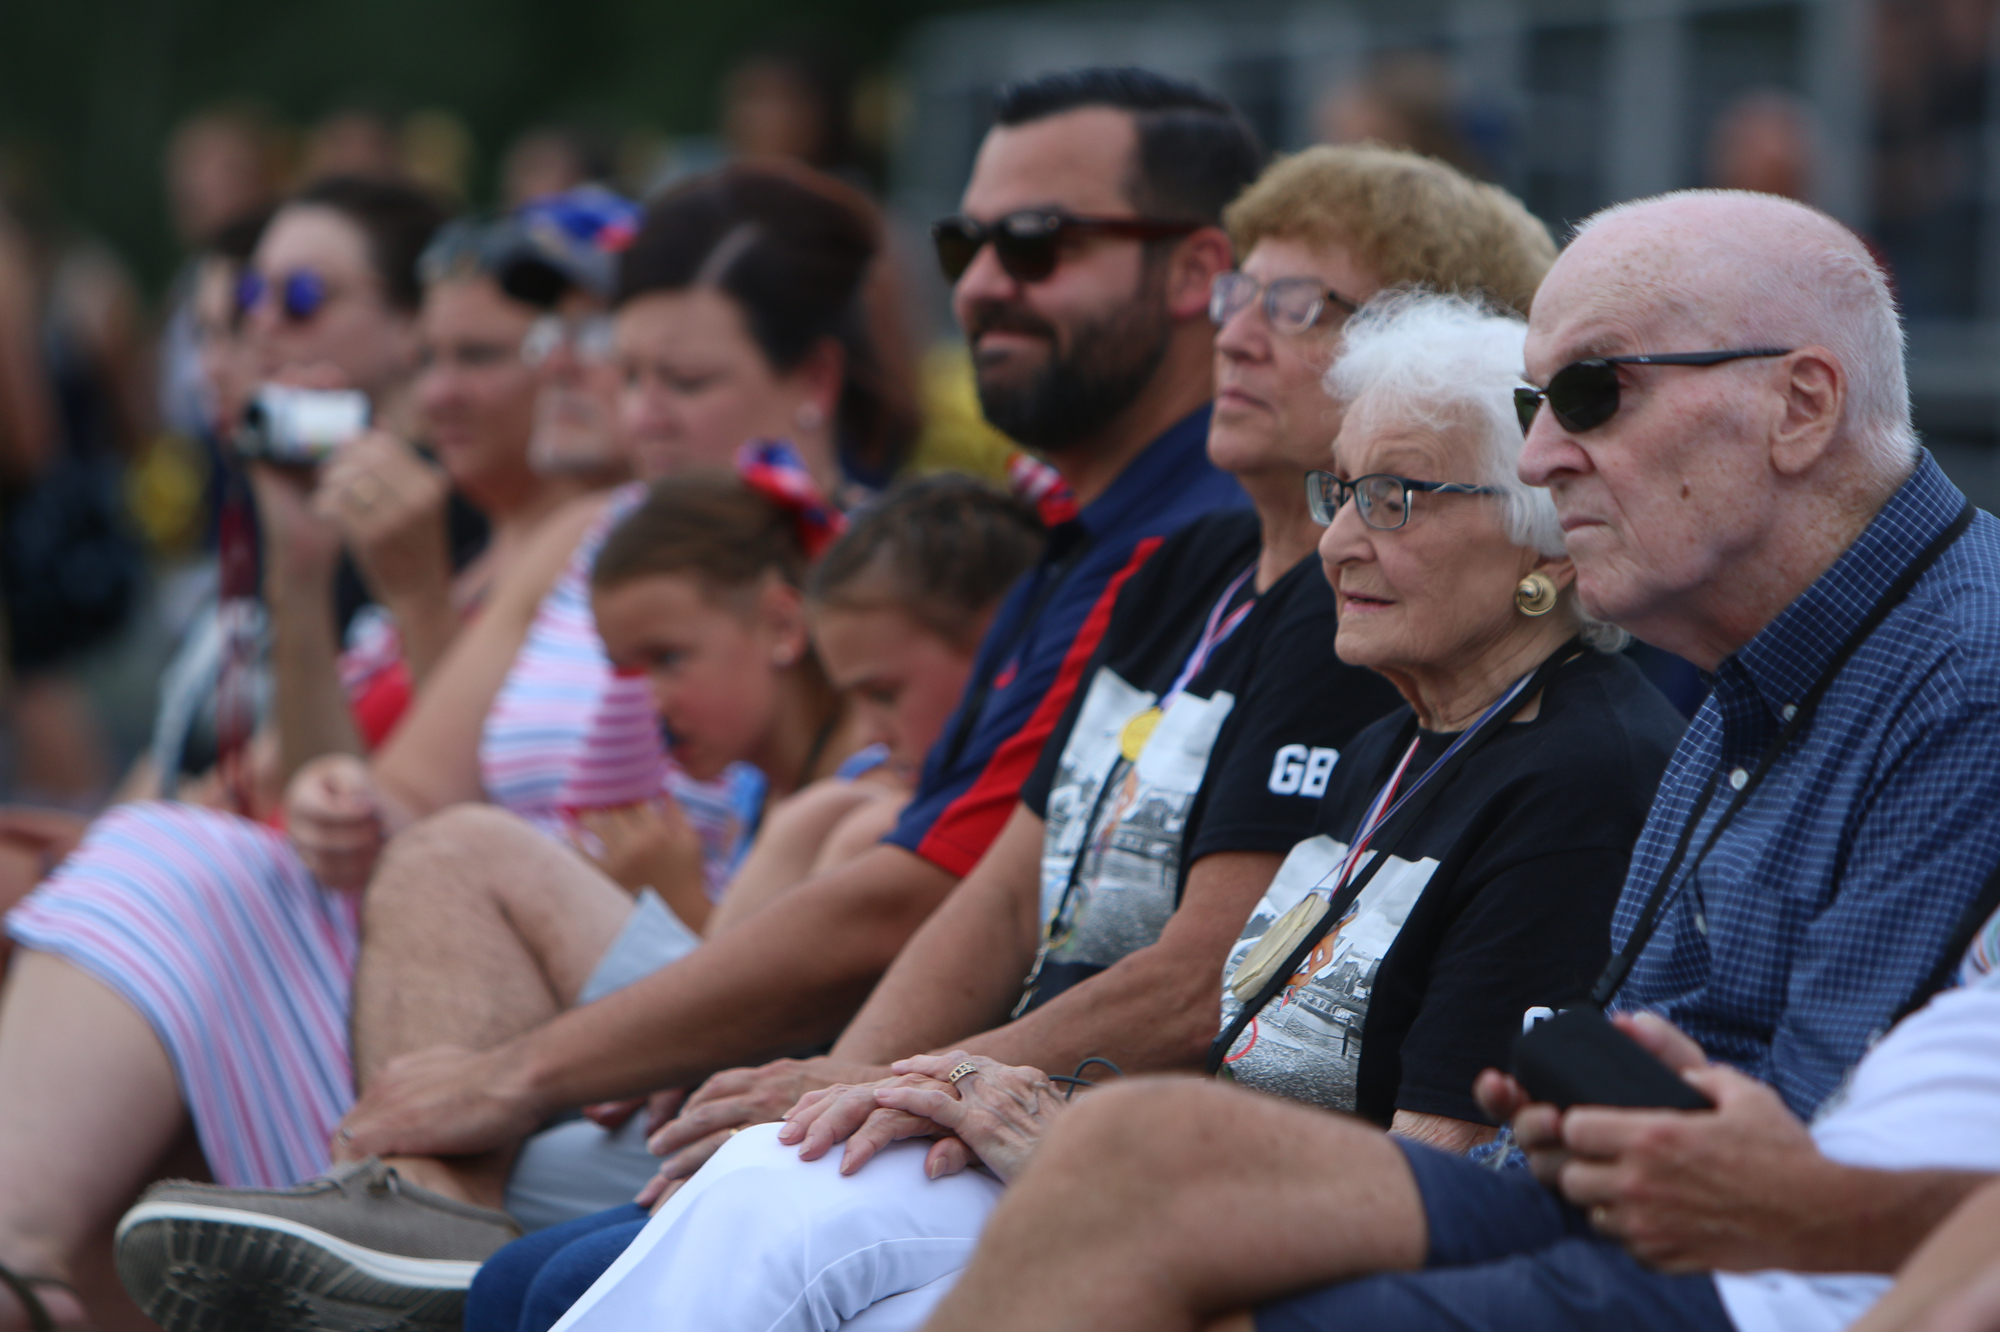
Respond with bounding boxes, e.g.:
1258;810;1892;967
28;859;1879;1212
0;0;1995;809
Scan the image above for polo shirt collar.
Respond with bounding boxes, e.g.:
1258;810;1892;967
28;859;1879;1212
1056;405;1216;545
1730;450;1967;722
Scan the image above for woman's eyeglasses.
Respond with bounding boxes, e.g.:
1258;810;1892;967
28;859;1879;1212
237;269;330;324
1209;272;1357;333
1306;470;1500;530
931;210;1202;284
1513;348;1794;436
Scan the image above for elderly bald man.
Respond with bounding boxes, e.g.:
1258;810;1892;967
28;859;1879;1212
907;189;2000;1332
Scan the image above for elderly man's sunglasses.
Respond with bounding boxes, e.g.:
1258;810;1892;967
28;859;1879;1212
238;269;330;324
1306;470;1500;530
931;210;1202;284
1514;348;1794;436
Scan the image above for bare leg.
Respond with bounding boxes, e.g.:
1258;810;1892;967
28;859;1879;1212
0;952;188;1329
349;805;634;1205
921;1077;1429;1332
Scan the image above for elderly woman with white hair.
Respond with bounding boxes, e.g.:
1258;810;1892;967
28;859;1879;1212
535;291;1687;1332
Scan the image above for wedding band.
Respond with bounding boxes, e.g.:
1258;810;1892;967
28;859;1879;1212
337;1128;354;1143
947;1062;978;1085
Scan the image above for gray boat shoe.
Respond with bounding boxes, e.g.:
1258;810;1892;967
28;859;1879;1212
113;1157;521;1332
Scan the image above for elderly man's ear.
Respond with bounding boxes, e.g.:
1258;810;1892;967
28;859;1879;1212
1766;347;1845;477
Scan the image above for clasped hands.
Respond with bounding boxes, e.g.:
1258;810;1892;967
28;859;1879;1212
632;1052;1068;1212
1473;1011;1831;1273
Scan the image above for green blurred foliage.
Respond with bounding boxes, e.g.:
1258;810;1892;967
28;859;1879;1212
0;0;996;292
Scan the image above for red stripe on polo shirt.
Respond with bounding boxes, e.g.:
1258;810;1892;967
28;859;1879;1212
914;536;1165;876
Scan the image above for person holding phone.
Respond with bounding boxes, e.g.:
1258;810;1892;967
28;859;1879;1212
507;290;1685;1332
880;191;2000;1332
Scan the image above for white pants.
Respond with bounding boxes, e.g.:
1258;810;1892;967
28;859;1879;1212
551;1122;1005;1332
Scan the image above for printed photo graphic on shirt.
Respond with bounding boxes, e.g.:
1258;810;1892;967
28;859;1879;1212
1217;834;1439;1112
1039;667;1237;971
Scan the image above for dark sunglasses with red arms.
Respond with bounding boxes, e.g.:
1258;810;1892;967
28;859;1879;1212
931;209;1202;284
1514;347;1794;436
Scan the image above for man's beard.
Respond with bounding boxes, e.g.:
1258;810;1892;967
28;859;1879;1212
968;276;1173;454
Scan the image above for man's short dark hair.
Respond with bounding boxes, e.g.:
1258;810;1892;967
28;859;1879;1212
992;67;1265;224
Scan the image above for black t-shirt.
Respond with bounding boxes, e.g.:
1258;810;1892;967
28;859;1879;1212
1216;649;1684;1126
1018;509;1401;1011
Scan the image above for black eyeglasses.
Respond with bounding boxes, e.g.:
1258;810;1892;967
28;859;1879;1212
1209;272;1357;333
238;269;330;324
1305;471;1500;530
931;210;1202;284
1514;348;1794;436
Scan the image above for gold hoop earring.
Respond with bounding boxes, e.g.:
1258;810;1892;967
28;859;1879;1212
1515;571;1559;617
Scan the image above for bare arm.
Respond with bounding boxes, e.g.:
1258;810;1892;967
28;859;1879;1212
777;846;1283;1172
811;792;909;873
1851;1177;2000;1332
456;840;957;1119
255;465;366;785
960;849;1283;1075
705;779;900;936
830;803;1045;1063
319;431;457;686
369;493;606;820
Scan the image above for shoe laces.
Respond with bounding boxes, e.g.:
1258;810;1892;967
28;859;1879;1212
363;1164;404;1198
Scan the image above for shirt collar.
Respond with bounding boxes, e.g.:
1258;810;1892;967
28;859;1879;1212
1052;405;1217;546
1730;450;1967;721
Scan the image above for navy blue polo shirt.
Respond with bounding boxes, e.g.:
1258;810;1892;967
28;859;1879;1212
1611;451;2000;1116
883;406;1246;876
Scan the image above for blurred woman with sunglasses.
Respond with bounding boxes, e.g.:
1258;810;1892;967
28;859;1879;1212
0;181;637;1330
0;164;916;1332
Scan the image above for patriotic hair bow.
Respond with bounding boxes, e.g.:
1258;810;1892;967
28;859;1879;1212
736;440;848;558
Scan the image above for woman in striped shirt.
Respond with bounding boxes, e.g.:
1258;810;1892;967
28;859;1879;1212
0;163;916;1332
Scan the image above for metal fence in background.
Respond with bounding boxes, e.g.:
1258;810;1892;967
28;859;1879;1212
890;0;2000;501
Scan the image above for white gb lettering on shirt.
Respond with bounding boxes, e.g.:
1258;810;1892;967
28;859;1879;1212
1269;744;1338;797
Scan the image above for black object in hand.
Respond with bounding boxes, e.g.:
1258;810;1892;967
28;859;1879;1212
1512;1008;1715;1111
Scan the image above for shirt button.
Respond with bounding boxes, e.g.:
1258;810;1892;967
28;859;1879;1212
1729;767;1749;790
1782;704;1798;721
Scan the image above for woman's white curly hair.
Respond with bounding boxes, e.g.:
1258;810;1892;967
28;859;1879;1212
1326;288;1629;652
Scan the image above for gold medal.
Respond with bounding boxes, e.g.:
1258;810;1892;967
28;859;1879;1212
1228;893;1330;999
1119;706;1163;762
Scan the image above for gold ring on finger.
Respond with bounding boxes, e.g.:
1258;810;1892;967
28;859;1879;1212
947;1061;978;1085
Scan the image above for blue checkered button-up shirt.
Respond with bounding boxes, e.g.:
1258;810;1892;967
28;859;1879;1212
1611;452;2000;1117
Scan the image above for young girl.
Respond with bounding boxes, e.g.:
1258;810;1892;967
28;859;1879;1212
701;472;1048;935
552;464;1046;1018
554;448;867;944
455;473;1043;1332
